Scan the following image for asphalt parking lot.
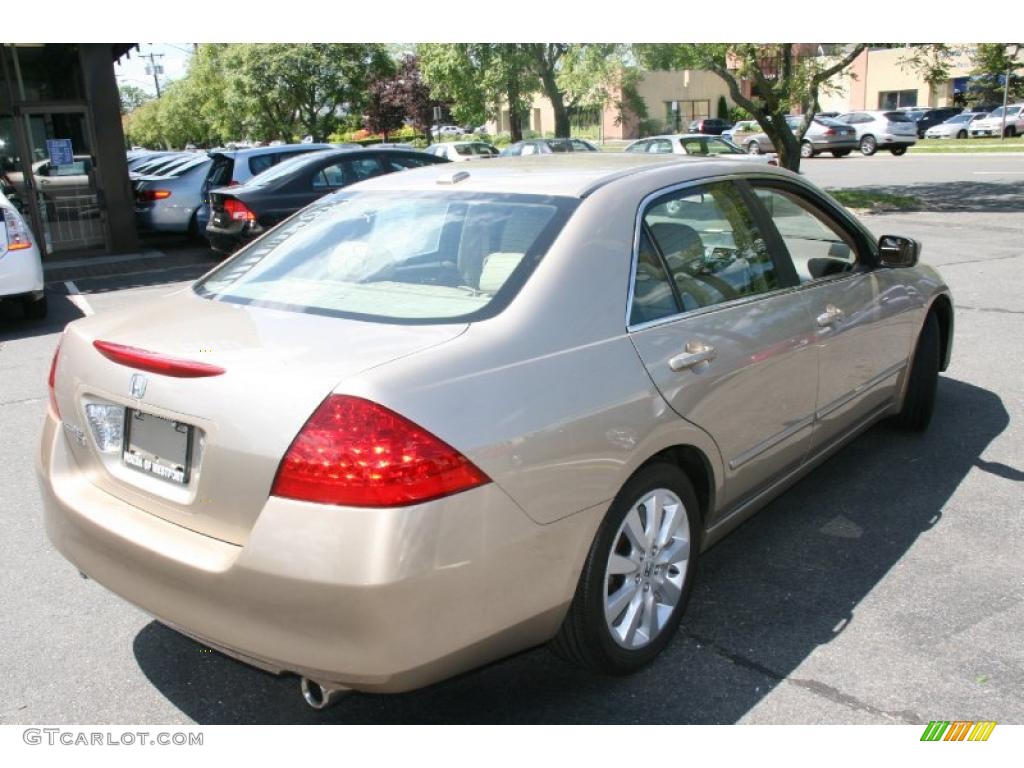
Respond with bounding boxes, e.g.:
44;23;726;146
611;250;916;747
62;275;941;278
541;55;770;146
1;153;1022;724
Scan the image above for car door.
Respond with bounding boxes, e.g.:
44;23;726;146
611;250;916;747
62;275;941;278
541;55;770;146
627;180;817;515
748;180;918;453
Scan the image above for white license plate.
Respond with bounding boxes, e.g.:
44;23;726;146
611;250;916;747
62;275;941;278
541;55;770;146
123;409;193;485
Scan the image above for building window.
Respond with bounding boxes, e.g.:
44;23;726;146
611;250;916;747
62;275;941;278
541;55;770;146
663;100;711;131
878;90;918;109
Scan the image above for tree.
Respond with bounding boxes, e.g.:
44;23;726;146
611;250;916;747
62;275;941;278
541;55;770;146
226;44;394;141
636;44;867;171
418;44;536;141
969;43;1024;106
119;84;151;115
524;44;624;138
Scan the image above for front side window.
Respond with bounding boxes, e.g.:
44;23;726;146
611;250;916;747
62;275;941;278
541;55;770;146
647;139;674;154
753;187;859;283
626;141;649;154
631;182;782;322
195;191;575;323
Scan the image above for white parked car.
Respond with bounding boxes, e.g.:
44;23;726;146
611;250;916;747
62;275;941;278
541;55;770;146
625;134;777;165
424;141;500;162
968;104;1024;138
834;111;918;156
924;112;990;139
430;124;465;138
0;189;46;318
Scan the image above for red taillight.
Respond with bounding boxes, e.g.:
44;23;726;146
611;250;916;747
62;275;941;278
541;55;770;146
768;158;778;166
136;189;171;202
824;128;836;136
3;207;33;251
228;180;240;187
48;339;62;418
92;340;225;378
271;395;490;508
223;198;256;222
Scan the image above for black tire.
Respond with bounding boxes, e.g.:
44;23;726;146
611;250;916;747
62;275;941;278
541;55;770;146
1005;126;1017;138
859;135;877;156
957;129;967;139
893;312;940;431
800;141;815;159
186;210;200;240
890;146;908;156
551;461;700;675
746;141;761;155
831;149;852;157
23;294;48;320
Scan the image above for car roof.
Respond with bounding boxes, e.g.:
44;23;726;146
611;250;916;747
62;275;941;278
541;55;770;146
212;144;333;158
347;154;793;198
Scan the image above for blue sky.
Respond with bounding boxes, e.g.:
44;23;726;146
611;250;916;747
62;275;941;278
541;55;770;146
115;44;194;96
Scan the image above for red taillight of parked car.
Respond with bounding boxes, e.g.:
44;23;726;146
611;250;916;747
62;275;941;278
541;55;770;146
136;189;172;202
271;395;491;508
223;198;256;222
48;338;62;418
823;128;837;136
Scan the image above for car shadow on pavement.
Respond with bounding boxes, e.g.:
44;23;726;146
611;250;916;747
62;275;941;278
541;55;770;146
0;287;83;342
857;181;1024;213
133;376;1009;724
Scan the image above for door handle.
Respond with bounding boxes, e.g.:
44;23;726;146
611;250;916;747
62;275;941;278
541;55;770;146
816;304;845;327
669;341;716;371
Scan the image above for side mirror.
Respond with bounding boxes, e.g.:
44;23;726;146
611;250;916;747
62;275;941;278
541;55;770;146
878;235;920;268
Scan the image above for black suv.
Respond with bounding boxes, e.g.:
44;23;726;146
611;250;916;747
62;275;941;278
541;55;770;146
687;118;731;135
906;107;964;138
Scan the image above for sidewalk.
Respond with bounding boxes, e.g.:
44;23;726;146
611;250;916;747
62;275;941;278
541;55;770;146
43;244;220;286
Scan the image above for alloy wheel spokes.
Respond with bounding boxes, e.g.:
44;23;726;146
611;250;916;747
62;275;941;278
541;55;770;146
604;487;690;650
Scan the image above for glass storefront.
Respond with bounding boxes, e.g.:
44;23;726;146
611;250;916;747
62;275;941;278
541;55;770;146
1;44;109;256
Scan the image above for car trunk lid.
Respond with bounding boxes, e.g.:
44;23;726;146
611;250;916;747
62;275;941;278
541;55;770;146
55;289;466;544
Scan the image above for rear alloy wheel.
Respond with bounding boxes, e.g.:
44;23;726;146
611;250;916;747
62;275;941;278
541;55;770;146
957;129;967;139
746;141;762;155
859;135;878;156
890;146;908;156
551;462;698;674
800;141;815;159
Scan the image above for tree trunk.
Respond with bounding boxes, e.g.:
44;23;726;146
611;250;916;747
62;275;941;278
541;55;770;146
507;77;523;142
761;112;802;172
538;67;570;138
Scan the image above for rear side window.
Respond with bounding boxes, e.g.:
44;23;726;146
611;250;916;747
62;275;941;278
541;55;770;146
248;154;276;176
634;182;781;320
884;112;914;122
194;191;576;323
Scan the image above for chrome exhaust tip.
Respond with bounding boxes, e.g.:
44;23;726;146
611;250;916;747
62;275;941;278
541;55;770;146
300;677;347;710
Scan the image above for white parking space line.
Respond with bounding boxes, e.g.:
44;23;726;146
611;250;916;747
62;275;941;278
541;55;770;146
973;170;1024;174
63;280;94;317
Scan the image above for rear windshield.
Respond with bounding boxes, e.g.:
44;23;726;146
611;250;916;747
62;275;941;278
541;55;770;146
453;143;496;156
883;112;915;122
205;154;235;189
194;191;578;323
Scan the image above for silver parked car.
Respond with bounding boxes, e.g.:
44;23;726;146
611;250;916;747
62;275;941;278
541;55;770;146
40;155;952;703
835;111;918;155
1;187;46;318
731;117;858;158
134;155;213;236
423;141;500;162
924;112;989;139
625;133;776;165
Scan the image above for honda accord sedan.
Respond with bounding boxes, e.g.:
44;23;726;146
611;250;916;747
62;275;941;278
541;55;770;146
39;155;952;705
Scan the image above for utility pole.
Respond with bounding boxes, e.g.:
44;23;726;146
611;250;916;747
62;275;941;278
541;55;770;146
142;51;165;98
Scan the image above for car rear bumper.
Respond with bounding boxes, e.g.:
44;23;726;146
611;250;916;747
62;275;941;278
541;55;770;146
0;245;45;298
37;410;599;692
205;221;261;254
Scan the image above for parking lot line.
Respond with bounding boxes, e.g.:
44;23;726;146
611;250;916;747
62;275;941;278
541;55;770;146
63;280;94;317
